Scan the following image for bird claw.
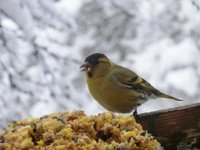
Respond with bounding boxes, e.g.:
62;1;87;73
133;109;137;116
132;108;140;120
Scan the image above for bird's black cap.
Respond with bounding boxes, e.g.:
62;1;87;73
85;53;106;64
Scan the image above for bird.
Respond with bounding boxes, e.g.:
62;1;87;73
80;53;182;116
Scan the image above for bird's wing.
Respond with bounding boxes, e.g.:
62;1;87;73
111;65;158;95
111;65;183;101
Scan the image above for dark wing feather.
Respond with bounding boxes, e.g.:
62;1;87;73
111;65;159;96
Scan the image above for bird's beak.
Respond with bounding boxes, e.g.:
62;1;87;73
80;62;90;72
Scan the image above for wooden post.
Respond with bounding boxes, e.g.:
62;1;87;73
138;103;200;149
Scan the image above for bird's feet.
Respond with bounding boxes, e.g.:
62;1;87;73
133;109;137;116
132;108;140;120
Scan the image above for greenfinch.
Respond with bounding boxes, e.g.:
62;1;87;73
80;53;182;115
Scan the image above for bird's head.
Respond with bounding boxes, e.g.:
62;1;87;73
80;53;111;78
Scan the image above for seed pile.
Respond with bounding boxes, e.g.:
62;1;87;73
0;111;160;150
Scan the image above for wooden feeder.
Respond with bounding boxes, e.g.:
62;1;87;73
138;103;200;149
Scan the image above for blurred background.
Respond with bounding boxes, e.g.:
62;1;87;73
0;0;200;129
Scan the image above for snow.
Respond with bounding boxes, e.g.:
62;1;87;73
30;100;59;117
59;0;85;15
165;68;199;97
132;38;200;85
192;0;200;9
1;18;18;31
0;0;200;129
0;0;35;39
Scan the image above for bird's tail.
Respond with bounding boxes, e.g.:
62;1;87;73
157;92;183;101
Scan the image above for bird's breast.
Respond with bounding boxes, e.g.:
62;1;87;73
87;75;141;113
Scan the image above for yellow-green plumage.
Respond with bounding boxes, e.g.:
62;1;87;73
81;53;182;113
87;64;142;113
